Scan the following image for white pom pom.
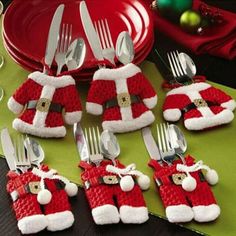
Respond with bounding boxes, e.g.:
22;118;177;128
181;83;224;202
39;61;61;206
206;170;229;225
37;189;52;205
120;175;134;192
137;175;150;190
65;182;78;197
182;175;197;192
205;169;219;185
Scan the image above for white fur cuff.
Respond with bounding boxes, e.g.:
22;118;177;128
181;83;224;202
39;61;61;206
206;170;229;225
64;111;82;125
18;214;48;234
221;99;236;111
163;108;181;122
86;102;103;115
47;211;74;231
192;204;220;222
166;205;194;223
7;96;24;114
143;95;157;109
119;206;149;224
92;204;120;225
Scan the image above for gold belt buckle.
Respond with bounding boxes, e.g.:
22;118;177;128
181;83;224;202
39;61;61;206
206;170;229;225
103;175;119;185
117;93;131;108
36;98;51;112
172;173;187;185
28;181;41;194
193;99;207;108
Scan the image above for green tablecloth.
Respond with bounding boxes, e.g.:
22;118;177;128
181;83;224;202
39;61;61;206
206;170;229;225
1;26;236;236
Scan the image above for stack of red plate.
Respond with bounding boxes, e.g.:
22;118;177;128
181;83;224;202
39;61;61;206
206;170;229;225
3;0;154;81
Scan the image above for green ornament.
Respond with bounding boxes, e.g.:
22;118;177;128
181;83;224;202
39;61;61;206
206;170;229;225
180;10;202;33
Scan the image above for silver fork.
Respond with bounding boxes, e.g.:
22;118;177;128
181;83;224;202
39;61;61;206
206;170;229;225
157;123;175;165
14;135;31;173
167;50;190;84
94;19;115;65
55;23;72;75
85;126;103;166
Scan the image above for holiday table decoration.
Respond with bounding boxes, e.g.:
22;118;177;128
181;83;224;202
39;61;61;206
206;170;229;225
149;155;220;223
79;159;150;225
163;82;236;130
7;71;82;138
6;165;78;234
86;63;157;133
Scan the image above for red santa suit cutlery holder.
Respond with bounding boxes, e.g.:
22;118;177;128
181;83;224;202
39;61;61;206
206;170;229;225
149;155;220;223
86;63;157;133
8;71;82;138
163;82;236;130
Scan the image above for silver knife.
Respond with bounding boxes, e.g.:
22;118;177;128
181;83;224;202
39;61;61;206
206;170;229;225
141;127;161;161
73;123;90;162
0;128;16;171
43;4;65;74
80;1;103;61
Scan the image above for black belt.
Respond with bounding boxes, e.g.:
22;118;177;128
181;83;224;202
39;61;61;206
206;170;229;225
27;99;63;113
105;95;141;109
182;100;217;114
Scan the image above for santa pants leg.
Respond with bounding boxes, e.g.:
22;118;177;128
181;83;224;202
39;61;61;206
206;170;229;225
14;195;47;234
116;185;149;224
44;190;74;231
159;185;194;223
86;185;120;225
187;182;220;222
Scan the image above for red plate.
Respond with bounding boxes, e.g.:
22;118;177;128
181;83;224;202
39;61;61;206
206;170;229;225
3;0;153;69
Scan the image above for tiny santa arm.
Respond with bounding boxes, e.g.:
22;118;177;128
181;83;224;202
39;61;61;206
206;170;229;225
138;73;157;109
86;80;105;115
8;79;31;114
63;85;82;125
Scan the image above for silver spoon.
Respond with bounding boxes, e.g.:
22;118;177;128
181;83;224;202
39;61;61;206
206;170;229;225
66;38;86;71
100;130;120;165
115;31;134;65
168;124;187;164
178;52;196;79
24;137;45;167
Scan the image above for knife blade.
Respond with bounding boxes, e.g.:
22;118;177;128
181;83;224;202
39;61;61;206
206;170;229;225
0;128;16;171
79;1;103;61
73;123;90;162
141;127;161;161
43;4;65;73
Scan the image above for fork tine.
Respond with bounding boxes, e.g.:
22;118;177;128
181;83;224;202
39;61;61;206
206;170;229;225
101;19;109;48
92;127;99;154
167;53;177;78
104;19;114;48
60;23;65;52
173;51;184;76
157;124;163;152
96;126;101;153
96;20;106;49
160;123;167;152
163;123;171;150
170;51;181;77
88;127;95;155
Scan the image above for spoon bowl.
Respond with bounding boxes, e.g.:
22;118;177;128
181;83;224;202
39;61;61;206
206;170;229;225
178;52;196;78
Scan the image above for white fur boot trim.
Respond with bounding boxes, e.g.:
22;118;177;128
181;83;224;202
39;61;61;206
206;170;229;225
166;204;194;223
18;214;47;234
119;205;149;224
192;204;220;222
47;210;74;231
92;204;120;225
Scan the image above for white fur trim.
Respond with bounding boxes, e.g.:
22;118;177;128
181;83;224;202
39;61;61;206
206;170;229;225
166;205;194;223
184;109;234;130
47;210;74;231
102;110;155;133
13;118;66;138
143;95;157;109
64;111;82;124
119;206;149;224
7;97;24;114
18;214;47;234
29;71;75;88
167;82;211;96
221;99;236;111
92;204;120;225
163;109;181;122
86;102;103;115
93;63;141;81
192;204;220;222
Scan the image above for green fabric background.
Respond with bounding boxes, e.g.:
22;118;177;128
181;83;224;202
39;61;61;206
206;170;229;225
1;23;236;236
